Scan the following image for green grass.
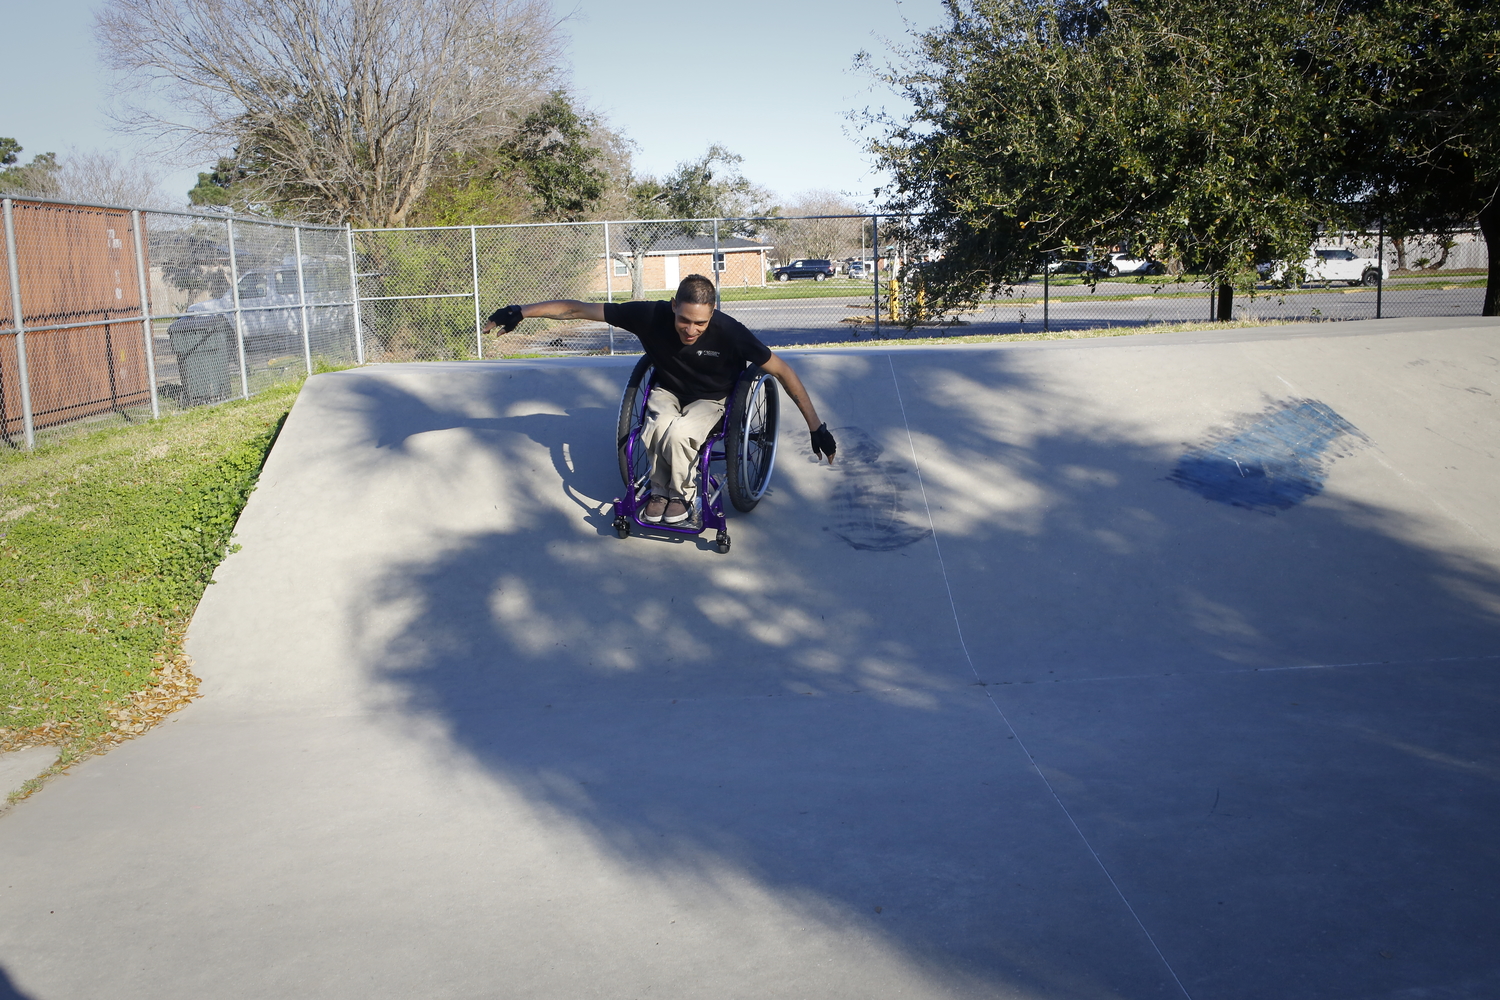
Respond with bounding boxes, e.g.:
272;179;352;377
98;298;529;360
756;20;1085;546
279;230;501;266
1;381;299;760
583;273;1486;309
589;274;1488;312
719;280;881;301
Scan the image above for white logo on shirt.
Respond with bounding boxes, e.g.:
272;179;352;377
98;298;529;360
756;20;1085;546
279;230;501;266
696;350;721;357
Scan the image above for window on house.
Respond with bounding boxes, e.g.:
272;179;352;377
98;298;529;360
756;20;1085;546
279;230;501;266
613;259;629;277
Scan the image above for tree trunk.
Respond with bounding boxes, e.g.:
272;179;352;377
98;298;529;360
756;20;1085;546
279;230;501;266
631;249;645;300
1216;280;1234;321
1479;199;1499;317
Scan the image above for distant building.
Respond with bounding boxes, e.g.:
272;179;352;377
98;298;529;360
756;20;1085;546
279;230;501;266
600;233;770;293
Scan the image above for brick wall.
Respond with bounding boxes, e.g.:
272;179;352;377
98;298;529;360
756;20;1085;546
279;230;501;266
593;249;768;295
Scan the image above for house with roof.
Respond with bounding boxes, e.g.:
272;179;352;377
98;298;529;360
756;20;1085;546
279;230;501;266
598;233;771;293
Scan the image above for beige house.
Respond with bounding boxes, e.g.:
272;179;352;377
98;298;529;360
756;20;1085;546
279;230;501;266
598;234;770;294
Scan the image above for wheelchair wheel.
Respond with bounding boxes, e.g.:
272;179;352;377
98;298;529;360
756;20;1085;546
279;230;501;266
725;366;779;513
617;355;654;488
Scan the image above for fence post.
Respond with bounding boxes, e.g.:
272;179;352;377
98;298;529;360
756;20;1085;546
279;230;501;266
130;209;160;420
872;214;881;339
225;218;251;399
1043;260;1050;333
346;224;365;365
712;219;722;309
603;220;614;355
1376;218;1384;320
2;198;35;449
294;227;312;375
470;225;482;359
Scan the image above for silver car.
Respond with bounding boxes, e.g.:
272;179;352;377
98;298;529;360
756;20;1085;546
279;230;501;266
165;261;354;401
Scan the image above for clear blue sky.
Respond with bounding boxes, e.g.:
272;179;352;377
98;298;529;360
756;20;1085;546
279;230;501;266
563;0;947;207
5;0;947;210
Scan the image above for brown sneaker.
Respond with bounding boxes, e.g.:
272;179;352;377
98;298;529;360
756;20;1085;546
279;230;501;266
642;495;668;523
663;498;691;524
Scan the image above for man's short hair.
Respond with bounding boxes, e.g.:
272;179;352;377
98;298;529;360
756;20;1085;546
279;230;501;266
675;274;716;305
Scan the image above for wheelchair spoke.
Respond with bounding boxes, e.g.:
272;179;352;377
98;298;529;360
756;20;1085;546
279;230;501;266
726;368;779;513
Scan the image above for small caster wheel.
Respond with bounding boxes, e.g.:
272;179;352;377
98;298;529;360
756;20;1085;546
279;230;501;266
614;516;631;539
715;531;730;554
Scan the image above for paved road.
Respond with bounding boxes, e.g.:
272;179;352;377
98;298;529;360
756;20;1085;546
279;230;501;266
510;282;1487;354
2;317;1499;999
711;284;1488;348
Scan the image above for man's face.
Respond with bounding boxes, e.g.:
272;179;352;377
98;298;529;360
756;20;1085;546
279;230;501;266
671;299;714;345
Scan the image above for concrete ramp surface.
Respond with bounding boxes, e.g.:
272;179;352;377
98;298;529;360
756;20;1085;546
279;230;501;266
3;318;1499;999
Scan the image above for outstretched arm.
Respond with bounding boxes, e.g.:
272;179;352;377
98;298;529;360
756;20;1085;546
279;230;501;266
761;352;836;463
481;300;606;333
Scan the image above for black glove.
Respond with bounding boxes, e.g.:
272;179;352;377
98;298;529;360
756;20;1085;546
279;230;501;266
487;305;523;332
810;423;837;463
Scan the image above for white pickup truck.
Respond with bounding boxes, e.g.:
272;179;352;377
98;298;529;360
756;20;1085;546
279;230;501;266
1266;248;1387;287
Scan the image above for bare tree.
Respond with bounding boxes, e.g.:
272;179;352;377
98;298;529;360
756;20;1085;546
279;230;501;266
96;0;564;226
775;190;865;261
53;150;172;208
0;142;170;207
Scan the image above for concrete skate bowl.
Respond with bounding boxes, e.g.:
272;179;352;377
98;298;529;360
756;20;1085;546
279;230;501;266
243;320;1500;998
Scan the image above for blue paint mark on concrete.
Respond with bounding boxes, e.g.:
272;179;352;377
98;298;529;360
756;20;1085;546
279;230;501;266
1170;399;1368;512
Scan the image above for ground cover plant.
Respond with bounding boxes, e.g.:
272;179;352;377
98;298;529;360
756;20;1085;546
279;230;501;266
0;382;298;777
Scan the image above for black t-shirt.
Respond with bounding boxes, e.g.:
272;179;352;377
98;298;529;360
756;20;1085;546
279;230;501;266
604;300;773;404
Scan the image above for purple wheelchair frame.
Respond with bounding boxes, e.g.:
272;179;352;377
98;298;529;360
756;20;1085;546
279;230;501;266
611;365;742;554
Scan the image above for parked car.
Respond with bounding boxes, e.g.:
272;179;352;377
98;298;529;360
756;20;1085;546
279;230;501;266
1265;248;1387;286
772;259;837;281
1042;255;1088;274
176;265;346;346
166;262;351;401
1093;252;1165;277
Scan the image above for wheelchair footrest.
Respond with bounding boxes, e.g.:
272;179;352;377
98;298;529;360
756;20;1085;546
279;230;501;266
610;496;724;537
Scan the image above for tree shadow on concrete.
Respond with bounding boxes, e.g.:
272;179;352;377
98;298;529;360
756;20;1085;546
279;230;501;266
0;966;37;1000
335;352;1500;1000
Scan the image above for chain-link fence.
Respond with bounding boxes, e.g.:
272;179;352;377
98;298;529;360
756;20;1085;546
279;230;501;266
3;200;1488;447
1;195;360;448
353;216;1489;359
352;216;911;359
950;228;1488;336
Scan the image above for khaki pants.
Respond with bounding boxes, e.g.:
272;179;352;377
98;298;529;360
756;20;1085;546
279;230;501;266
639;387;726;501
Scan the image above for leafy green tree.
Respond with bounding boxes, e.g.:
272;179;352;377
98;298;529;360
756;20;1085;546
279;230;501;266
630;144;777;232
867;0;1350;319
0;138;61;196
512;92;610;222
1333;0;1500;314
186;157;262;212
408;92;613;226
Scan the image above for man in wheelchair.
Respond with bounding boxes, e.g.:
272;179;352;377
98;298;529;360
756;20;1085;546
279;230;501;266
484;275;836;526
